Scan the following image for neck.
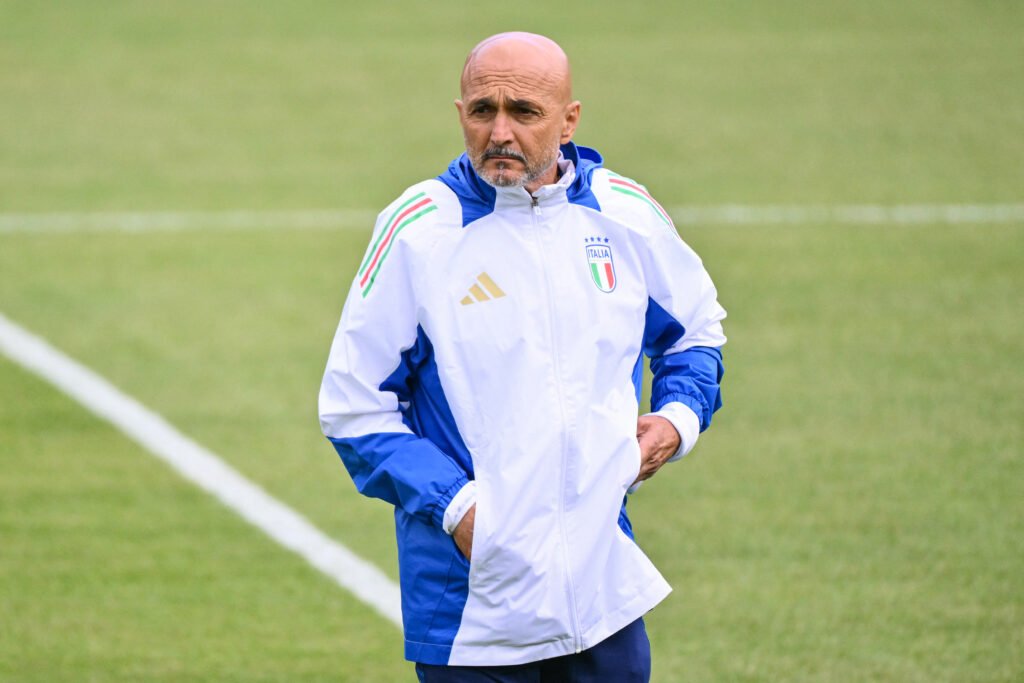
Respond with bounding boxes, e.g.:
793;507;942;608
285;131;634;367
524;161;560;195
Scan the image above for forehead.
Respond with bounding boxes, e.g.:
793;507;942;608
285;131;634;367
461;53;565;104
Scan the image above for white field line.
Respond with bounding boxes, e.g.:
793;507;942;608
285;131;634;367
0;209;377;234
0;311;403;629
669;203;1024;225
0;204;1022;233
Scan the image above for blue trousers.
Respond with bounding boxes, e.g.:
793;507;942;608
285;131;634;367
415;618;651;683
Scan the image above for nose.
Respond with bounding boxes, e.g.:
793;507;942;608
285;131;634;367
489;110;514;148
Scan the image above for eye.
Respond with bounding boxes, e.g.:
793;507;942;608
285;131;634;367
511;103;542;120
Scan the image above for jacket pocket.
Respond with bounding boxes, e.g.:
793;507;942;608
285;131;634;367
623;442;643;491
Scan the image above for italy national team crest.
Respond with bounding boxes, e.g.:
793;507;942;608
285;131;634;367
584;237;616;293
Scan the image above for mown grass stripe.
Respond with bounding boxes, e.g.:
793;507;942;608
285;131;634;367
361;204;438;297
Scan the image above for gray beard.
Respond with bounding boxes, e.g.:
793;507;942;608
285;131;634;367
472;146;559;189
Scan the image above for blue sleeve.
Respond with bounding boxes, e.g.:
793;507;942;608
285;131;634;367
649;347;724;431
323;327;474;529
644;297;725;431
328;434;469;528
318;187;471;529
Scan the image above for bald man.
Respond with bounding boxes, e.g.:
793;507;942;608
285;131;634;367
320;32;727;682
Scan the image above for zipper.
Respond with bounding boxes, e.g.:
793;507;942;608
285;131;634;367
528;195;584;653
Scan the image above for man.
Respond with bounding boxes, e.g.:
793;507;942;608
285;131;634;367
319;32;726;682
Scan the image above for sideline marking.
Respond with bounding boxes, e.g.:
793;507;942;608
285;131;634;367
669;204;1024;225
0;209;377;234
0;311;403;629
1;204;1022;233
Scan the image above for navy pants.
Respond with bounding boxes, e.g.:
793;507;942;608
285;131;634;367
415;618;651;683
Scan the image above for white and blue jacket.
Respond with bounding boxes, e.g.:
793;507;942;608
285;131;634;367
319;143;726;666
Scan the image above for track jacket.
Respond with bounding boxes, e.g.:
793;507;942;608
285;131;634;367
319;142;726;666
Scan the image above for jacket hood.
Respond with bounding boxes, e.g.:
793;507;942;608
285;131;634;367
437;142;604;226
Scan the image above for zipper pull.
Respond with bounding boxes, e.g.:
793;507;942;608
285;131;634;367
531;196;541;216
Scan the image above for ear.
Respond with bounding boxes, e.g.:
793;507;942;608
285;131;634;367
560;101;581;144
454;99;465;120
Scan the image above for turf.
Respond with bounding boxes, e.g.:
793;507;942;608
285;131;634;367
1;1;1022;681
0;359;411;682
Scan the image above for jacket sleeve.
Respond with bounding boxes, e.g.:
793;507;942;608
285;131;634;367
318;203;470;528
642;219;727;436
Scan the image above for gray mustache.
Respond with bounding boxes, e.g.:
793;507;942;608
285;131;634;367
483;148;526;163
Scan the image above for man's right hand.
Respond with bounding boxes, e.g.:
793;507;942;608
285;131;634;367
453;504;476;560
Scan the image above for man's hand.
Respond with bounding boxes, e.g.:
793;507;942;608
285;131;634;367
633;415;681;486
453;504;475;560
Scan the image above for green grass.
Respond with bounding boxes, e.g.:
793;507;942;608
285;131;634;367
1;1;1022;681
638;224;1023;681
2;1;1022;210
0;359;411;682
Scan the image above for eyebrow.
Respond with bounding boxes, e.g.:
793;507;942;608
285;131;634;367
468;96;542;111
507;98;541;111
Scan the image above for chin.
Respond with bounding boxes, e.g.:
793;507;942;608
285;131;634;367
482;169;526;189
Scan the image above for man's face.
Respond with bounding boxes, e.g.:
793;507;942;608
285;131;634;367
456;50;579;191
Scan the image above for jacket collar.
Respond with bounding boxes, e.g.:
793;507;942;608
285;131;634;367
437;142;604;225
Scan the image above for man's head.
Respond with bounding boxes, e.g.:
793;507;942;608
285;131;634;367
456;32;581;193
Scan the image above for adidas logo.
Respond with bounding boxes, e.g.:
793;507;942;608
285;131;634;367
460;272;506;305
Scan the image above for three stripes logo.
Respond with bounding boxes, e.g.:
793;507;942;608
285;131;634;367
358;192;438;297
460;273;506;306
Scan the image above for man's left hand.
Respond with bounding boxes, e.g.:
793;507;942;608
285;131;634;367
633;415;681;486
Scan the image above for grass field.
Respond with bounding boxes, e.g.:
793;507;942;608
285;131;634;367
2;1;1022;681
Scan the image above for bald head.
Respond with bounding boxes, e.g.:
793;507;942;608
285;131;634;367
461;32;573;105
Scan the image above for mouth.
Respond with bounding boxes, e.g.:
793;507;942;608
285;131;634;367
483;150;526;164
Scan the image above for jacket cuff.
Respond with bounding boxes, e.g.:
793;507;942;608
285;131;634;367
653;390;710;431
646;402;701;462
431;474;470;529
441;481;478;535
